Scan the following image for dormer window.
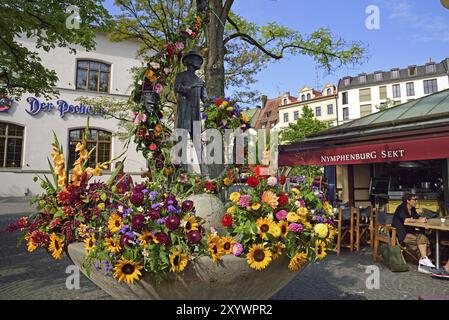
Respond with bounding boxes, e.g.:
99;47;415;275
408;66;417;76
283;98;288;105
344;78;350;86
359;75;366;84
374;72;383;81
391;69;400;79
326;88;332;95
426;63;436;74
306;93;311;100
301;94;305;101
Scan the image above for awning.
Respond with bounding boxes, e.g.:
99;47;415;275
279;135;449;166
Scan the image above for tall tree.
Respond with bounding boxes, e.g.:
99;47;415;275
0;0;112;99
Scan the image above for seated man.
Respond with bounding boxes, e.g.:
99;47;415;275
392;193;435;274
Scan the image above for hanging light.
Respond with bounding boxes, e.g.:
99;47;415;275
441;0;449;9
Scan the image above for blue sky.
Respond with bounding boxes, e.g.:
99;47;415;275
104;0;449;102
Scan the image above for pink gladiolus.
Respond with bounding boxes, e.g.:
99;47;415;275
155;83;163;94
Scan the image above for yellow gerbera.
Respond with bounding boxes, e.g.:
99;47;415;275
256;217;276;240
49;233;64;260
25;234;37;252
113;258;143;284
230;192;241;203
208;235;224;262
139;231;158;245
226;206;236;214
221;236;236;255
223;177;233;186
183;215;199;233
272;242;284;261
314;223;329;239
288;252;308;271
287;211;300;223
261;191;279;209
278;220;289;239
246;244;272;270
108;214;123;233
297;207;308;216
315;240;327;260
105;237;121;253
169;251;189;272
251;203;261;211
84;234;96;253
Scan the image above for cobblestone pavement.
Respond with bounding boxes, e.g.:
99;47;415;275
1;211;449;300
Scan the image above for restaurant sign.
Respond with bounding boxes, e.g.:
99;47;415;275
279;135;449;166
26;97;105;118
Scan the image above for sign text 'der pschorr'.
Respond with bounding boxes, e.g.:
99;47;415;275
26;97;105;118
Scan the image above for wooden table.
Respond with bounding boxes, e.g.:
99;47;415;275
404;218;449;268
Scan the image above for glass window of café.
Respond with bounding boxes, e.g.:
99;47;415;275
68;128;111;170
0;122;24;168
76;60;111;93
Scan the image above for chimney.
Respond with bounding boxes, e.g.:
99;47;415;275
261;95;268;107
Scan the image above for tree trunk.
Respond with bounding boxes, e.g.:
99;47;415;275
205;0;226;99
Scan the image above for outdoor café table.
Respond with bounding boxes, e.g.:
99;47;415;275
404;218;449;269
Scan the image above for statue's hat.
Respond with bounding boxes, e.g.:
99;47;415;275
182;50;204;65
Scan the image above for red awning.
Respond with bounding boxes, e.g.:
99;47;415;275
279;135;449;166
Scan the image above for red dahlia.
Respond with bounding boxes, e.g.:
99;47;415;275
221;214;233;227
247;176;259;188
278;193;288;207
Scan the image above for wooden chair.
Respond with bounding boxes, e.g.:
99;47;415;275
333;207;354;256
355;206;375;251
373;208;396;261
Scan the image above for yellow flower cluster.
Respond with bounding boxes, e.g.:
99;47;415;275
208;234;236;262
51;144;67;189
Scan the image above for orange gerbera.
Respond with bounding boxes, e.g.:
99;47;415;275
261;191;279;209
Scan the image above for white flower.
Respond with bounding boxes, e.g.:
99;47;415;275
150;62;160;69
163;67;172;74
137;206;144;212
118;205;124;213
267;177;277;186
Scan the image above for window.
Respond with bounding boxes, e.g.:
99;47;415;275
301;94;305;101
306;93;311;100
344;78;350;86
408;66;417;76
326;88;332;95
379;86;387;100
360;104;372;117
283;98;288;105
68;128;111;170
424;79;438;94
315;107;321;117
426;64;436;74
392;84;401;98
283;113;289;122
391;69;400;79
359;88;371;102
342;92;348;105
406;82;415;96
293;111;299;120
76;60;111;93
0;122;24;168
374;73;383;81
342;107;349;120
327;104;334;115
265;111;271;118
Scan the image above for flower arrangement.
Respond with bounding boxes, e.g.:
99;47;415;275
213;166;336;271
202;98;250;132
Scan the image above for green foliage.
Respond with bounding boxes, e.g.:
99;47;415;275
0;0;112;99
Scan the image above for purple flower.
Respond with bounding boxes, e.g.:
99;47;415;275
120;225;130;234
149;191;158;200
147;209;160;220
131;214;145;231
157;217;166;225
165;215;180;230
134;184;145;193
187;230;202;243
182;200;194;212
123;208;132;218
167;205;178;213
142;189;149;194
232;243;244;256
275;210;288;221
130;192;144;206
201;112;207;120
155;231;170;244
289;223;303;233
120;233;133;247
239;194;252;208
299;199;306;207
179;174;189;183
151;203;162;209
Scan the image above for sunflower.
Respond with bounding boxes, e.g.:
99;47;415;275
84;234;96;253
327;226;337;243
247;244;272;270
271;242;284;261
108;214;123;233
315;240;327;260
49;233;64;260
183;215;199;233
113;258;143;284
105;237;121;253
261;191;279;209
25;234;37;252
169;251;189;272
278;220;289;239
208;235;224;262
288;252;308;271
139;231;158;245
221;236;236;255
256;217;276;240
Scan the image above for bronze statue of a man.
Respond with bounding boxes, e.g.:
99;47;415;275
174;50;207;138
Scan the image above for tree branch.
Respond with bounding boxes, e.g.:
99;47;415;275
221;0;235;24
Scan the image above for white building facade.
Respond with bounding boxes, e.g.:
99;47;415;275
337;58;449;124
0;33;147;197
